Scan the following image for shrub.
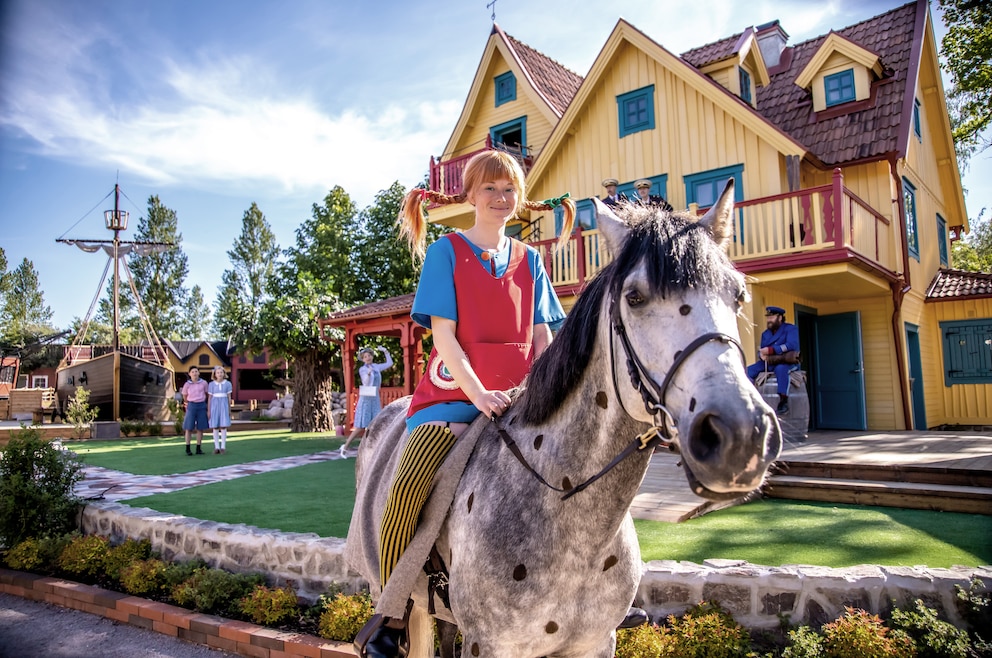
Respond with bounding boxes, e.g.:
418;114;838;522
955;578;991;655
656;600;752;658
889;599;969;658
166;399;185;435
65;387;98;439
4;538;47;571
104;537;153;582
147;421;163;437
616;623;665;658
0;427;83;548
119;419;136;437
239;585;300;626
783;625;826;658
57;533;111;579
171;568;265;615
318;591;374;642
119;558;169;596
161;558;208;590
821;607;915;658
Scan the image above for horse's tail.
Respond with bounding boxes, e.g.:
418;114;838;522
407;605;434;658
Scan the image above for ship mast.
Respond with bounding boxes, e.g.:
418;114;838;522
105;185;127;417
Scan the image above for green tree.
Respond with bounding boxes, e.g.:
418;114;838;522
0;248;10;303
939;0;992;167
213;202;280;344
0;257;56;349
951;208;992;272
245;187;356;432
183;285;212;340
352;181;444;302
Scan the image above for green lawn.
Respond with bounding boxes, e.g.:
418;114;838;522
118;457;992;568
70;430;343;475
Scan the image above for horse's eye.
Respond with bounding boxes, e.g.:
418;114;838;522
626;290;645;307
736;291;746;307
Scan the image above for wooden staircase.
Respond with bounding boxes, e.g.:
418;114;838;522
764;461;992;514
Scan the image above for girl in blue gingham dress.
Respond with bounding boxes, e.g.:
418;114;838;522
207;366;233;454
340;346;393;458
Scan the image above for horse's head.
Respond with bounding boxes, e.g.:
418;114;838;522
593;184;781;499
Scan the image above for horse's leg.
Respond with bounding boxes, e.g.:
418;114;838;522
436;620;459;658
406;605;434;658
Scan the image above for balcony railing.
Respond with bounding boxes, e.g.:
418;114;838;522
429;138;533;198
528;170;896;295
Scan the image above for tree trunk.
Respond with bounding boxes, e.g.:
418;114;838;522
290;348;335;432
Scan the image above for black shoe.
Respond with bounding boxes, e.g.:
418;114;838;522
776;400;790;415
618;606;649;629
185;446;192;456
355;619;406;658
195;446;204;455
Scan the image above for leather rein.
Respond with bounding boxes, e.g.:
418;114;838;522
494;294;745;501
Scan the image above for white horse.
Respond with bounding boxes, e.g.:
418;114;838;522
350;181;781;657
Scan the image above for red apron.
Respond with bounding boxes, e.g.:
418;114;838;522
407;233;535;418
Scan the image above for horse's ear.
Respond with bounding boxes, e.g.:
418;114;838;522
697;179;735;250
593;198;629;255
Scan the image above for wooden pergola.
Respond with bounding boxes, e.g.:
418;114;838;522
318;293;427;429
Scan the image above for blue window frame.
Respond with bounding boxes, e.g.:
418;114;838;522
913;98;922;140
685;165;744;240
490;117;528;156
615;174;669;205
616;85;655;138
940;319;992;385
937;213;948;267
495;71;516;107
903;178;919;261
554;198;597;236
824;69;856;106
739;68;752;105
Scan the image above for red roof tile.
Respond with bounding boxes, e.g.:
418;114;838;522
323;293;415;323
751;2;918;165
501;28;583;116
926;269;992;301
681;31;747;69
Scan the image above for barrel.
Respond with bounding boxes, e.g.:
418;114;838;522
756;370;809;443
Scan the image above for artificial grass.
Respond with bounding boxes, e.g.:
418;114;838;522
635;499;992;568
125;460;356;538
69;430;343;475
120;459;992;568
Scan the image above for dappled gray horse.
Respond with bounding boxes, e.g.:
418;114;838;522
349;181;781;657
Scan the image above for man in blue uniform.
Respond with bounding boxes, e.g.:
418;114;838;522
601;178;627;207
746;306;800;414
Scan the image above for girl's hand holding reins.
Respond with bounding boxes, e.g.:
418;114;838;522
473;389;512;418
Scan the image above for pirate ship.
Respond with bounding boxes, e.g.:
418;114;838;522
55;185;175;421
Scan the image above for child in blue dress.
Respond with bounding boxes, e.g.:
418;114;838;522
341;346;393;458
207;366;233;454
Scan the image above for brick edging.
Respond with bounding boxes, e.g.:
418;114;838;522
0;568;357;658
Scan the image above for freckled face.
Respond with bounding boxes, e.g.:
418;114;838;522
468;178;518;227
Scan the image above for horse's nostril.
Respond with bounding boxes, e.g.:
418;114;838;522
689;414;722;462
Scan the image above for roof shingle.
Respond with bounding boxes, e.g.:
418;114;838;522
926;269;992;301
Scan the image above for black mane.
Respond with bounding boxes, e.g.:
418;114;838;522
518;207;733;424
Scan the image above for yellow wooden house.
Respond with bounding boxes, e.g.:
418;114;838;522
421;0;989;431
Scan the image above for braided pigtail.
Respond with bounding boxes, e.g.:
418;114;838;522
524;194;576;251
399;187;467;260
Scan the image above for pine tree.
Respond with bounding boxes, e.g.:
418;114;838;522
0;257;55;346
183;285;212;340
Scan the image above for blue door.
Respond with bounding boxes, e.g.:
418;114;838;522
905;323;927;429
812;312;867;429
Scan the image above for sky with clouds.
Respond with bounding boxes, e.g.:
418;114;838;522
1;0;988;331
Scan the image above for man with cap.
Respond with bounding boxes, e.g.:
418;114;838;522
746;306;801;415
601;178;627;207
633;179;673;211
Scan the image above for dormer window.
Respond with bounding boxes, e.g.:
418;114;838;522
739;68;752;105
617;85;656;137
824;69;856;106
495;71;516;106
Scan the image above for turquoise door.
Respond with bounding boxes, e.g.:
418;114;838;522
905;323;927;429
812;312;867;429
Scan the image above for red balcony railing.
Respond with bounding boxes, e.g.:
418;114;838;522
429;137;533;198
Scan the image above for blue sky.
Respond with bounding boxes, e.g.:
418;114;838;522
2;0;988;330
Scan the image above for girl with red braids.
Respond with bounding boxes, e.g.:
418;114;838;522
356;149;575;658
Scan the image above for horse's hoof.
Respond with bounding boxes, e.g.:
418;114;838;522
618;606;649;629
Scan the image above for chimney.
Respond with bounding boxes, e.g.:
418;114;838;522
756;20;789;68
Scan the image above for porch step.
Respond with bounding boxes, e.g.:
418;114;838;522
765;462;992;514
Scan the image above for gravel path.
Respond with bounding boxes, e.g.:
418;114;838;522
0;593;238;658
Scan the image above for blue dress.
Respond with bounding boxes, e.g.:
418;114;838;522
352;352;393;428
208;380;233;428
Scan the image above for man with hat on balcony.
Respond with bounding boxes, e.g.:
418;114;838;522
746;305;801;415
601;178;627;207
633;179;673;211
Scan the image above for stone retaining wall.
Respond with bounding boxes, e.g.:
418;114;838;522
81;502;991;628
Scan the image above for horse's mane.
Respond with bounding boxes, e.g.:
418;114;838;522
519;206;735;424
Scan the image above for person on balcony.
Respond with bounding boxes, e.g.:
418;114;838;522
633;179;673;211
340;346;393;458
601;177;627;207
746;306;801;415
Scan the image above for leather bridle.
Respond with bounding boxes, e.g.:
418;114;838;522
495;293;746;500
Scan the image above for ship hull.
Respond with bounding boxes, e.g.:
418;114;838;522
56;352;174;422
